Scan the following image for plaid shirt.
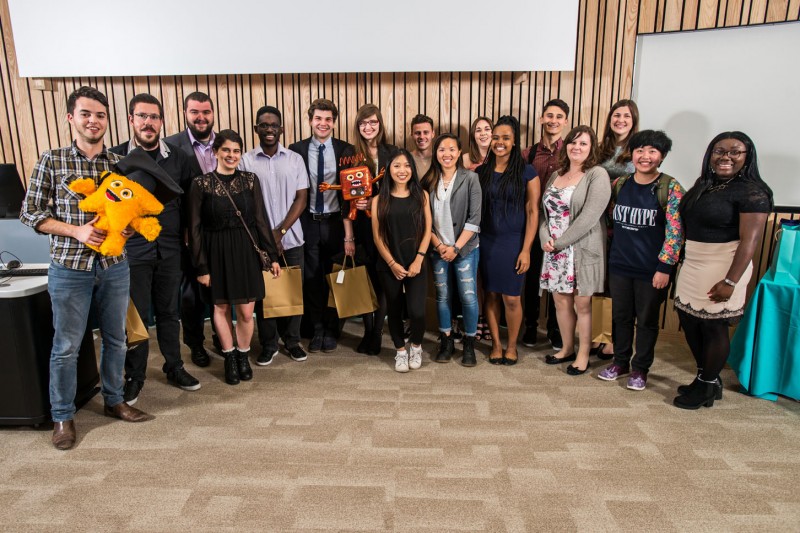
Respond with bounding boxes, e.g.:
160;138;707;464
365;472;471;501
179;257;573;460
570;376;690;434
20;142;124;271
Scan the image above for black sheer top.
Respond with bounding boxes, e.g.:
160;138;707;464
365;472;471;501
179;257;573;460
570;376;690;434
683;178;771;243
188;170;277;275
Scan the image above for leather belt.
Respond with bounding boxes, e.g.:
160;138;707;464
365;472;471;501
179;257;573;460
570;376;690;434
310;211;341;221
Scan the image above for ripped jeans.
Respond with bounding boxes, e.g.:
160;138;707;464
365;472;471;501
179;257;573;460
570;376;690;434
431;247;480;336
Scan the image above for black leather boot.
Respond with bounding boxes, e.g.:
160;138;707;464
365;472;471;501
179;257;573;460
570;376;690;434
356;329;372;354
236;349;253;381
435;333;454;363
366;329;383;356
673;380;717;410
678;373;722;400
461;336;477;367
223;351;240;385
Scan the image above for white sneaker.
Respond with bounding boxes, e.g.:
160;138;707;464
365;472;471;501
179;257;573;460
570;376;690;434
409;344;423;370
395;350;409;373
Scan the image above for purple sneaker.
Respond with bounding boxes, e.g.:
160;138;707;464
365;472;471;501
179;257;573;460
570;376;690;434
627;371;647;391
597;364;629;381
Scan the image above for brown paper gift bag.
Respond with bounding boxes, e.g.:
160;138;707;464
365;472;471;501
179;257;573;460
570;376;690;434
591;296;613;344
262;256;303;318
125;298;149;347
326;256;378;318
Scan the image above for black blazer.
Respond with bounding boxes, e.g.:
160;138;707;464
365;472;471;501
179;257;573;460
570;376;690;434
163;130;205;177
288;136;355;179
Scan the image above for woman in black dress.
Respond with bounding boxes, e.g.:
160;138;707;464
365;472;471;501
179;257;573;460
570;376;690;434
673;131;772;409
189;129;281;385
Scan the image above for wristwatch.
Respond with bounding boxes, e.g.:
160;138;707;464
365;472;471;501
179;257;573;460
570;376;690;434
452;245;461;255
723;278;736;287
279;227;287;236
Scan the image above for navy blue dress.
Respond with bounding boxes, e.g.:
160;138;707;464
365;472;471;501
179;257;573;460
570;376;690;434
479;165;538;296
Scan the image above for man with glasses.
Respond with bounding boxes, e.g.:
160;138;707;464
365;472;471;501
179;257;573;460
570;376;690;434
289;99;355;353
164;92;220;368
111;94;201;405
240;105;309;365
21;86;152;450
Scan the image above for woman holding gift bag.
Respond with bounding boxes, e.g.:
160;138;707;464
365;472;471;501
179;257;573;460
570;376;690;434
672;131;772;409
372;149;432;373
189;129;281;386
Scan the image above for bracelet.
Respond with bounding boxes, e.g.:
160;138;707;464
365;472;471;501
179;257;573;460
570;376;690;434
723;278;736;287
344;238;355;243
435;243;444;251
416;251;425;257
388;259;396;267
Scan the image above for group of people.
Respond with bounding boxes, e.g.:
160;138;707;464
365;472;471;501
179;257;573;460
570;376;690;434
20;86;772;451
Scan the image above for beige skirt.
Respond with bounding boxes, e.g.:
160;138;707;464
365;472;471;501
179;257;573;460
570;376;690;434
674;240;753;322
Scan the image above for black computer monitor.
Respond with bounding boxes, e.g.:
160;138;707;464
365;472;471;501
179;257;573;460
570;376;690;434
0;164;25;218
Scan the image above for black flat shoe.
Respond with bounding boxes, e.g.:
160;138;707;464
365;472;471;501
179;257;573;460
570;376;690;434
566;362;590;375
503;352;518;366
488;353;504;365
545;352;577;365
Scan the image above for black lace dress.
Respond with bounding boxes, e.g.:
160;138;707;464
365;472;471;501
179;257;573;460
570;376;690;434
188;170;277;305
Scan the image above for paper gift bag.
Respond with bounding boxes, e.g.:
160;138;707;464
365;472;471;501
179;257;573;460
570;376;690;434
125;298;149;347
591;296;613;344
769;221;800;284
326;256;378;318
262;257;304;318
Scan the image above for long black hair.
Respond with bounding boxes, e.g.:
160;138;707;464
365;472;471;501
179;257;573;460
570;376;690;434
680;131;773;214
478;115;526;220
376;149;428;252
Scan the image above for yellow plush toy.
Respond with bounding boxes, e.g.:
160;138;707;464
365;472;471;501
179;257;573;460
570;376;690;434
69;171;164;257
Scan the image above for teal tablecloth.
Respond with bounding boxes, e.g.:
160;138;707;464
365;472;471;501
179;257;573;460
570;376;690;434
728;270;800;401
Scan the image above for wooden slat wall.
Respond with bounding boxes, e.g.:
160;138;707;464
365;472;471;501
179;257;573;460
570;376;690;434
1;0;797;334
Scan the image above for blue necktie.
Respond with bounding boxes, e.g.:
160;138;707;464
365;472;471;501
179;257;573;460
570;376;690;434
316;144;326;213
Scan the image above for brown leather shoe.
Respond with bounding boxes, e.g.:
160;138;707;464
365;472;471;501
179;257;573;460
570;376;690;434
104;402;153;422
52;420;76;450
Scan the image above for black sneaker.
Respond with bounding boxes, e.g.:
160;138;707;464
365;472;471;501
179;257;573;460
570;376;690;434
287;345;308;362
257;349;278;366
167;367;201;391
548;330;563;351
190;346;211;367
123;378;143;405
522;327;538;347
308;335;323;353
322;336;337;353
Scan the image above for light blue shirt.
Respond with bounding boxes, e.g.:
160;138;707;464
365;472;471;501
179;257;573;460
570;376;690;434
239;144;309;250
308;136;339;214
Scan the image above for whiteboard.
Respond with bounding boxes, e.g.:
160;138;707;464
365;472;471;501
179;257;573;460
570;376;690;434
632;22;800;207
7;0;579;77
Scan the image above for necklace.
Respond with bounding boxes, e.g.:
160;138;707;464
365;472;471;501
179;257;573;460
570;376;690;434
707;174;738;193
441;175;455;191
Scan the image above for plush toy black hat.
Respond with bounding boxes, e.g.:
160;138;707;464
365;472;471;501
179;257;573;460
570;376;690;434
113;148;183;204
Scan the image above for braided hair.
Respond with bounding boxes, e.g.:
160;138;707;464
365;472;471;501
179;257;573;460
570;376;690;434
478;115;526;221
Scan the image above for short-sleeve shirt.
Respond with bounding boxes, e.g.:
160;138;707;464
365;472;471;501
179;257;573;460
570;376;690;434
683;178;771;243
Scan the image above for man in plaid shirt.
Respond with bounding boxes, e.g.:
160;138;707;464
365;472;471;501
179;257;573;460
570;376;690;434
20;86;152;450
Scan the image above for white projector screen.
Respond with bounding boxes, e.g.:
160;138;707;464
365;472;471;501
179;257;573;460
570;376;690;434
632;22;800;207
8;0;579;77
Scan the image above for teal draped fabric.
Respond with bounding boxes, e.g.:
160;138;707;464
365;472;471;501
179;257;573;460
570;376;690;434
729;270;800;401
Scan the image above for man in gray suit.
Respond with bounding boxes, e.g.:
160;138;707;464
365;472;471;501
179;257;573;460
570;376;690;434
164;92;219;367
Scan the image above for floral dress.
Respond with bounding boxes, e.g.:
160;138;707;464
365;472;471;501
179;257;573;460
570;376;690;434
540;184;576;293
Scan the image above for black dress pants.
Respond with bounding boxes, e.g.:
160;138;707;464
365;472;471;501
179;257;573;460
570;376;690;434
180;247;212;349
301;212;343;337
126;254;184;382
608;272;668;373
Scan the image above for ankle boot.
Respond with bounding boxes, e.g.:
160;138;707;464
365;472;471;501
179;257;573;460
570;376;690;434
673;380;717;410
236;349;253;381
435;333;454;362
366;329;383;356
356;329;372;354
461;336;477;367
678;374;723;400
224;352;240;385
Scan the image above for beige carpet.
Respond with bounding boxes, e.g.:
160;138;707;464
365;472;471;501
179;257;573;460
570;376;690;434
1;322;799;532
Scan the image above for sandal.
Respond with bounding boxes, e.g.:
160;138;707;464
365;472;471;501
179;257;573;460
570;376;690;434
476;316;486;341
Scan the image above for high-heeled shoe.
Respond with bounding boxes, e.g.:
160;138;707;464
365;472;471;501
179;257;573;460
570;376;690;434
545;352;577;365
566;362;590;375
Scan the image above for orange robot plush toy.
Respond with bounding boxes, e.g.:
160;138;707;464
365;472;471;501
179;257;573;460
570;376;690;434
319;156;384;220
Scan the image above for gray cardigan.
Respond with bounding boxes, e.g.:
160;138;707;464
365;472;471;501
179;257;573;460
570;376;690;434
429;167;482;257
539;165;611;295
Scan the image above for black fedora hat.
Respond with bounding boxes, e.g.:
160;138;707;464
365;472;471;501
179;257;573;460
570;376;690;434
113;148;183;204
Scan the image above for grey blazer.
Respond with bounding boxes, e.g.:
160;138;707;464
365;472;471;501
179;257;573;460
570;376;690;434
539;165;611;295
429;167;482;257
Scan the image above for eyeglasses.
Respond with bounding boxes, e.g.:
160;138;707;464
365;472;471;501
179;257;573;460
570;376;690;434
133;112;162;122
256;122;281;131
712;148;746;158
358;120;379;128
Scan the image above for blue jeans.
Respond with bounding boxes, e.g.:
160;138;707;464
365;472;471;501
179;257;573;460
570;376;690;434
431;247;480;336
48;260;130;422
